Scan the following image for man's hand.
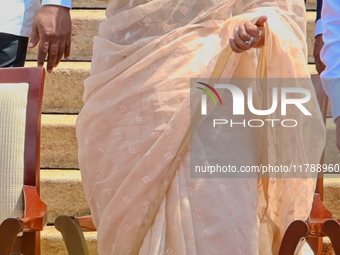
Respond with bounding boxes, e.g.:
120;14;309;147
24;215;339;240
29;5;71;73
313;34;326;74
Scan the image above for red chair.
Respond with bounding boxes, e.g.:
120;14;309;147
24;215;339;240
0;67;47;255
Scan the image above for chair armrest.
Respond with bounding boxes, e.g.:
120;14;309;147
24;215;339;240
55;215;90;255
76;216;96;231
307;194;333;237
309;194;332;221
21;185;47;231
323;219;340;253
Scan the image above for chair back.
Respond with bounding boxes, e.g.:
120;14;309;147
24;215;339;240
0;82;29;223
0;67;45;254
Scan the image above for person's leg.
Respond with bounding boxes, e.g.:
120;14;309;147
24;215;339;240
0;33;29;67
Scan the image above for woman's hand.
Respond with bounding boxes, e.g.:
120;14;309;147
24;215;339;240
230;15;267;53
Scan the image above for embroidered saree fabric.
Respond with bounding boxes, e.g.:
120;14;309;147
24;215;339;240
76;0;326;254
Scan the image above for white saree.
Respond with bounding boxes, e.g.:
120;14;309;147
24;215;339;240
76;0;326;254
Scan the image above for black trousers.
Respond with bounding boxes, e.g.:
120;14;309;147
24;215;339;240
0;33;29;67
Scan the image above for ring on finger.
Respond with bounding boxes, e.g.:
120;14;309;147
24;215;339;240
245;36;254;45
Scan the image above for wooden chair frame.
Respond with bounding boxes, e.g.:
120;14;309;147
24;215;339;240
55;216;95;255
0;67;47;255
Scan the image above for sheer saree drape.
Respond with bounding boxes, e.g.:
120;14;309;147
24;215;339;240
76;0;326;254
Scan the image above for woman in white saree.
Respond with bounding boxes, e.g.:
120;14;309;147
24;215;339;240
76;0;326;254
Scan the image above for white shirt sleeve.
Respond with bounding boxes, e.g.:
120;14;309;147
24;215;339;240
42;0;72;8
320;0;340;121
314;19;324;37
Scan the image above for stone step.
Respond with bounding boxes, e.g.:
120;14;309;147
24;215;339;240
41;114;78;169
39;167;340;225
25;61;88;114
40;113;339;170
40;170;89;223
25;61;91;113
306;0;317;10
72;0;106;9
39;169;336;255
25;10;318;62
325;119;340;166
38;170;337;255
38;176;339;255
324;176;340;219
307;11;318;64
40;226;333;255
41;226;98;255
40;226;335;255
25;61;328;115
324;237;335;255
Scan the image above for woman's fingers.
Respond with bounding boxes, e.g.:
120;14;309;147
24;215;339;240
255;15;268;27
231;15;268;53
244;22;261;39
245;15;267;38
232;23;257;53
229;39;244;53
233;30;254;51
237;24;252;42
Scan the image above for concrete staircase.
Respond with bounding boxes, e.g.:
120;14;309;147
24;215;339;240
24;0;340;254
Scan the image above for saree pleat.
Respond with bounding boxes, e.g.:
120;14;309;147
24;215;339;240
76;1;326;254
